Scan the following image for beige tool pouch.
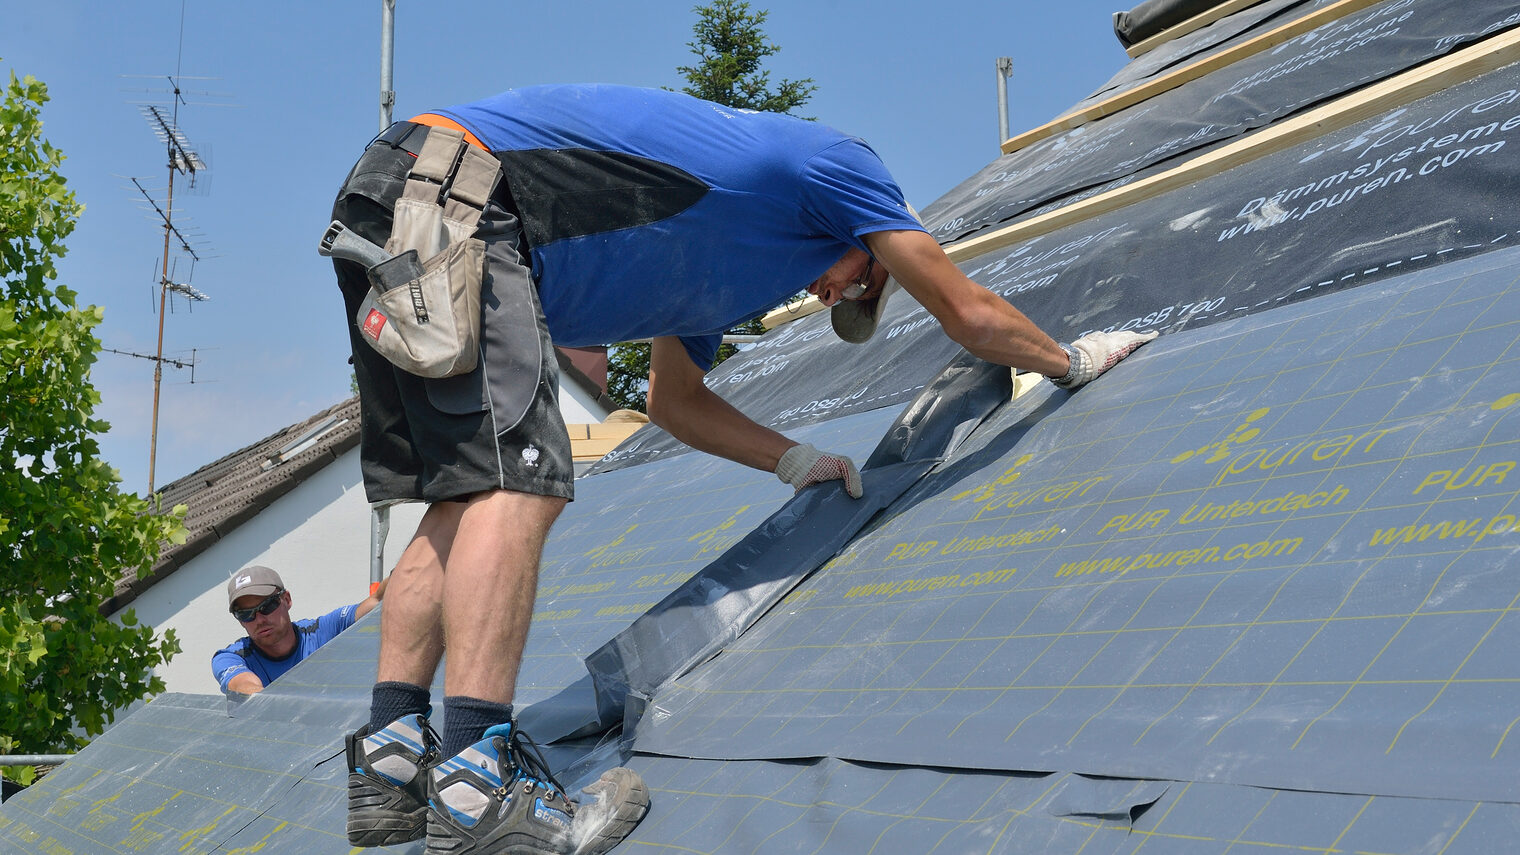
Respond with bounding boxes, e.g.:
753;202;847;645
356;126;501;378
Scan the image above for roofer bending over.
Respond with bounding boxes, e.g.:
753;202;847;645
212;565;385;695
323;83;1154;855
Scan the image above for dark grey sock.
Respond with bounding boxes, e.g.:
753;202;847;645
368;681;431;732
441;695;514;758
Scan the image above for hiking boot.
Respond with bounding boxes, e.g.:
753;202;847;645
426;721;649;855
346;713;440;846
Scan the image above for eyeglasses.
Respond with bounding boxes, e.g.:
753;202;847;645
842;256;876;301
231;591;285;623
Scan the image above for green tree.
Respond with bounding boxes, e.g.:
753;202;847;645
0;69;186;785
677;0;817;116
605;1;817;411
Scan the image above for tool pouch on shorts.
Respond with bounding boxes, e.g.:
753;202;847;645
355;127;501;379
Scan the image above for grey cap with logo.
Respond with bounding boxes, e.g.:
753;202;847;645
227;565;285;607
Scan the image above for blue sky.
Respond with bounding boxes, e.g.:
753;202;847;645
3;1;1130;496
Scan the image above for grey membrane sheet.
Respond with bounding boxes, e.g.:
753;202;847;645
1111;0;1313;64
939;60;1520;347
585;460;935;728
1088;0;1325;106
518;405;906;711
617;756;1519;854
0;693;398;854
586;358;1017;728
921;0;1520;243
1115;0;1245;50
635;245;1520;806
1092;0;1330;102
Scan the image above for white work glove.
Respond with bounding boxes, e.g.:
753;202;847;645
1050;330;1159;389
776;443;864;498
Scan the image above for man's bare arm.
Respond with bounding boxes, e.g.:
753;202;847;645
864;229;1070;376
226;672;265;695
646;338;864;496
355;574;389;621
864;229;1156;387
646;337;795;471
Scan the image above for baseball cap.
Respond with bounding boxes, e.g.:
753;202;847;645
830;202;920;344
227;565;284;606
830;276;900;344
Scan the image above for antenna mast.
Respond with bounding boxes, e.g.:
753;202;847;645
381;0;396;131
119;1;222;496
140;84;209;496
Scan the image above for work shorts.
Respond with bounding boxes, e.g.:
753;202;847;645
329;122;575;504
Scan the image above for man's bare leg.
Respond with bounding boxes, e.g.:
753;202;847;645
375;500;464;688
349;501;473;847
440;488;567;704
421;487;648;855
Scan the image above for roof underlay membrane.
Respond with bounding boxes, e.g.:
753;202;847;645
5;1;1520;852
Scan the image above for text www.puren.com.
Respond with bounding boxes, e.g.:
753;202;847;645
1056;537;1304;578
843;567;1019;599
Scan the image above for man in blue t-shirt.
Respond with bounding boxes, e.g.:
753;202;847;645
211;565;384;695
326;84;1154;854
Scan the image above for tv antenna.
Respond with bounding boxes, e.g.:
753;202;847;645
102;347;200;381
117;1;229;496
131;95;211;496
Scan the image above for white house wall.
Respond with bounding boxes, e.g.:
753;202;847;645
556;372;605;424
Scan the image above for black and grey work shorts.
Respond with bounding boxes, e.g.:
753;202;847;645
329;123;574;504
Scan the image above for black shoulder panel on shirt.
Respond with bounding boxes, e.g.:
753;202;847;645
495;148;710;249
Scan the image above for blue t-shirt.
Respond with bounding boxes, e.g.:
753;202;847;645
438;84;926;367
211;604;359;693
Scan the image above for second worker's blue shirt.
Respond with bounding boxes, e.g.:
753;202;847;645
211;604;359;693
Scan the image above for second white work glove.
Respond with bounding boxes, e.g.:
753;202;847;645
776;443;864;498
1050;329;1159;389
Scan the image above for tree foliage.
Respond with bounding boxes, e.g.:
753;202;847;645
677;0;817;116
605;344;651;413
0;70;186;784
606;1;817;412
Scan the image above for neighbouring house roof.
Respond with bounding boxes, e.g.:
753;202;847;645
100;396;362;616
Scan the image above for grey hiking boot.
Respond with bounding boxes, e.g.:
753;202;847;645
346;713;440;846
426;720;649;855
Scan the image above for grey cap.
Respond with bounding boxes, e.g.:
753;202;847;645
227;565;284;607
830;276;901;344
830;202;919;344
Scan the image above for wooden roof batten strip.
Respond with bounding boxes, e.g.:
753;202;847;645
952;27;1520;263
1126;0;1273;58
1001;0;1390;157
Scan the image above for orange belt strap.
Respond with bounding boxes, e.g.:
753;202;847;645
408;113;487;151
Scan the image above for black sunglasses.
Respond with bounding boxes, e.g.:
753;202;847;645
842;256;876;300
231;590;285;623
